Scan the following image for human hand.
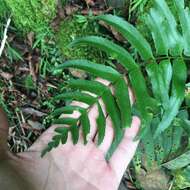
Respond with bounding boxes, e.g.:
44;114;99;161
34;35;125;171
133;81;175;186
0;79;140;190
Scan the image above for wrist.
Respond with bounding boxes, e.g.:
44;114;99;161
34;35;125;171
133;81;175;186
0;158;33;190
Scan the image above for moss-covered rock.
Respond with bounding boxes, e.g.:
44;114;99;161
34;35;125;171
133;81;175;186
4;0;57;33
57;16;106;63
136;168;170;190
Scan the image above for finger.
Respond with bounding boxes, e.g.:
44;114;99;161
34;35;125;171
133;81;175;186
109;116;140;181
96;116;114;154
95;77;110;86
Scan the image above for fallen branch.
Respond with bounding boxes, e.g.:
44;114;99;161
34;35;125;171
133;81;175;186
0;17;11;57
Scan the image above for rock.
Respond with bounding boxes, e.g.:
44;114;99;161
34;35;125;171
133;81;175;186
137;168;170;190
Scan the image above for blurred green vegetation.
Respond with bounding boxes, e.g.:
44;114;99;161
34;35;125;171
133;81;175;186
0;0;8;18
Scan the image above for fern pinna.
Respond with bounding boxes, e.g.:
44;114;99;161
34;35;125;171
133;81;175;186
42;0;189;161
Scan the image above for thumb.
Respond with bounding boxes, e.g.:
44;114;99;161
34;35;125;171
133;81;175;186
0;107;9;158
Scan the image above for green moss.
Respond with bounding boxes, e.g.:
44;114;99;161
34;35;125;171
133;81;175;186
4;0;57;33
57;16;106;63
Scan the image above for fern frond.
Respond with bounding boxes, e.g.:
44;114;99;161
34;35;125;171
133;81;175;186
44;0;188;162
69;37;152;126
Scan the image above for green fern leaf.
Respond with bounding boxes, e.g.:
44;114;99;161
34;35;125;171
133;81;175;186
96;102;106;145
54;128;69;145
155;0;183;55
96;14;154;60
55;59;121;82
146;60;171;108
69;36;152;126
174;0;190;56
67;79;124;156
55;60;132;128
44;0;189;164
70;126;79;144
154;58;187;138
146;8;168;55
67;79;121;131
114;78;132;128
52;105;85;118
52;92;97;105
80;110;90;144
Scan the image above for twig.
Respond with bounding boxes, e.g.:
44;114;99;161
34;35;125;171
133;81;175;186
168;180;174;190
0;17;11;57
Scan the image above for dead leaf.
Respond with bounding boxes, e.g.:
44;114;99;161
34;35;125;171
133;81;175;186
51;0;65;30
28;54;37;82
27;120;44;131
27;32;34;47
81;7;112;15
99;20;125;42
84;0;95;6
57;0;65;18
69;68;87;79
22;107;47;117
65;5;80;16
0;70;13;80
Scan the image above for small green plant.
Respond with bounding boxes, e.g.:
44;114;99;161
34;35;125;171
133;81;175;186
128;0;149;18
43;0;190;170
6;43;23;63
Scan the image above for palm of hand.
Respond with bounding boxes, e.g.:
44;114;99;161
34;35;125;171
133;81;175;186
0;79;140;190
15;114;139;190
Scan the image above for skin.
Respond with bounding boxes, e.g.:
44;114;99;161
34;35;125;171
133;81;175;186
0;79;140;190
